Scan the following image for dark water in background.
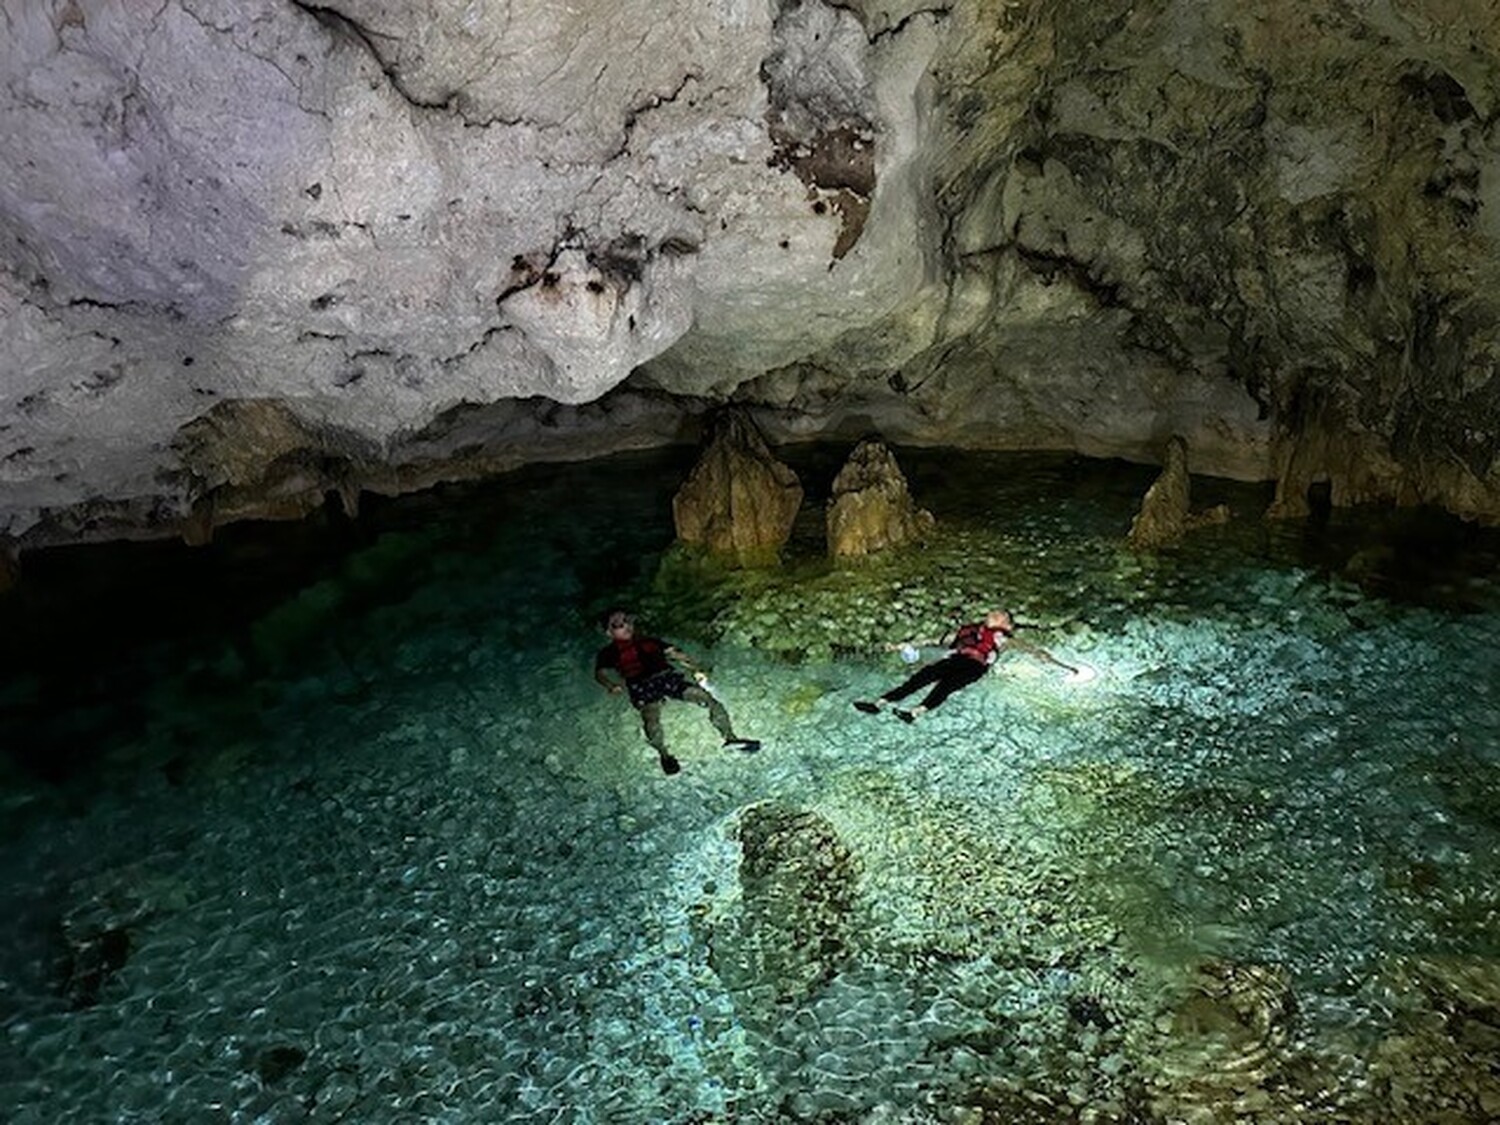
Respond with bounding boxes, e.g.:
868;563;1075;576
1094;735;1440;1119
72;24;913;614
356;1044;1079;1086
1;446;1498;1123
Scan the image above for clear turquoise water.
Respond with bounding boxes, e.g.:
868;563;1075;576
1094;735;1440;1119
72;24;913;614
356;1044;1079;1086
1;447;1498;1123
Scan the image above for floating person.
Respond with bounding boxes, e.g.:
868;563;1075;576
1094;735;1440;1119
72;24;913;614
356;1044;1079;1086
594;608;761;774
853;608;1078;723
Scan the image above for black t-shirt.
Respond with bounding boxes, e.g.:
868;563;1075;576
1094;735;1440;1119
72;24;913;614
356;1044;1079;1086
595;636;672;682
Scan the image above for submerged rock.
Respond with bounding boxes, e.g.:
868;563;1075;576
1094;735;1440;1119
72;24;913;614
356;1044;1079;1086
252;1043;309;1086
1368;957;1500;1122
1136;959;1305;1122
826;439;935;558
57;863;188;1009
672;411;803;561
711;801;860;1007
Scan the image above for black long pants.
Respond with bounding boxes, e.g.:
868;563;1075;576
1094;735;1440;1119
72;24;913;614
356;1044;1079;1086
882;654;988;711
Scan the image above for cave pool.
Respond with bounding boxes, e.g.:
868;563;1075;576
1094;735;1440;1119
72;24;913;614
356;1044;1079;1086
2;446;1498;1123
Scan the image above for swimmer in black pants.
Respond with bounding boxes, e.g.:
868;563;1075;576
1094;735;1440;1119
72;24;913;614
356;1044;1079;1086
594;608;760;774
854;609;1077;723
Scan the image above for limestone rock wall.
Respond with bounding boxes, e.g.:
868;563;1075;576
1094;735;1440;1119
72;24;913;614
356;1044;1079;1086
3;0;1500;547
0;0;940;544
909;0;1500;521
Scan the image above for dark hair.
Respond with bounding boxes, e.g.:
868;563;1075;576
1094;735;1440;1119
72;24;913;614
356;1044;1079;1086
601;607;635;629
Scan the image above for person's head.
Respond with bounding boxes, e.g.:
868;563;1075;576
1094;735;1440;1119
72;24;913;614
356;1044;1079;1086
984;609;1015;634
602;608;636;639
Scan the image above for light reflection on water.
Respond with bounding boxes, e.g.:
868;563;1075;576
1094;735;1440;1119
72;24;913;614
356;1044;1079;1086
1;446;1497;1123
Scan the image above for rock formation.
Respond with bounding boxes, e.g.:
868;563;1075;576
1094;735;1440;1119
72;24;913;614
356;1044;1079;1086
3;1;1500;544
712;801;860;1007
826;438;934;557
1367;956;1500;1121
173;398;374;542
1126;436;1230;550
672;411;803;559
1136;959;1301;1123
58;862;188;1010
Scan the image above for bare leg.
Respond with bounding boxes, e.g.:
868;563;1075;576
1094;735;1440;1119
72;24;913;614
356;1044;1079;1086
680;684;736;740
637;701;680;774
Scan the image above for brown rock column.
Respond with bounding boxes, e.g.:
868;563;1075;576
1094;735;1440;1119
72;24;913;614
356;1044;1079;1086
1127;436;1228;550
672;411;803;559
826;439;934;558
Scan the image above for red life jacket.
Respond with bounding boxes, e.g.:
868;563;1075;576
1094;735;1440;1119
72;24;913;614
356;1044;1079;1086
611;636;670;681
952;622;1007;665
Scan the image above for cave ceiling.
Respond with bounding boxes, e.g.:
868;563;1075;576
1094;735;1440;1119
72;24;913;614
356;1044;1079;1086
2;0;1499;545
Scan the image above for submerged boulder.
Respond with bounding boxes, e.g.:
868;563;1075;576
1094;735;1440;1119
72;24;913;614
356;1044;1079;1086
252;1042;309;1086
57;862;188;1009
1367;956;1500;1121
826;439;934;558
712;801;860;1007
1126;436;1229;550
1138;959;1301;1121
672;411;803;559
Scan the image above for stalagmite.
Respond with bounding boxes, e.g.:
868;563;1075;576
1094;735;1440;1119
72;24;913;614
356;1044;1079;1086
672;411;803;560
826;439;934;557
1127;436;1229;550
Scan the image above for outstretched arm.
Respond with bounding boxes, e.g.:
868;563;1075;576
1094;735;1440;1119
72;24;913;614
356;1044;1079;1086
1008;635;1077;674
883;635;942;652
664;644;702;676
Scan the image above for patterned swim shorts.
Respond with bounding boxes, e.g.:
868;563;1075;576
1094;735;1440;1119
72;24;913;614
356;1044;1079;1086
628;670;690;707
